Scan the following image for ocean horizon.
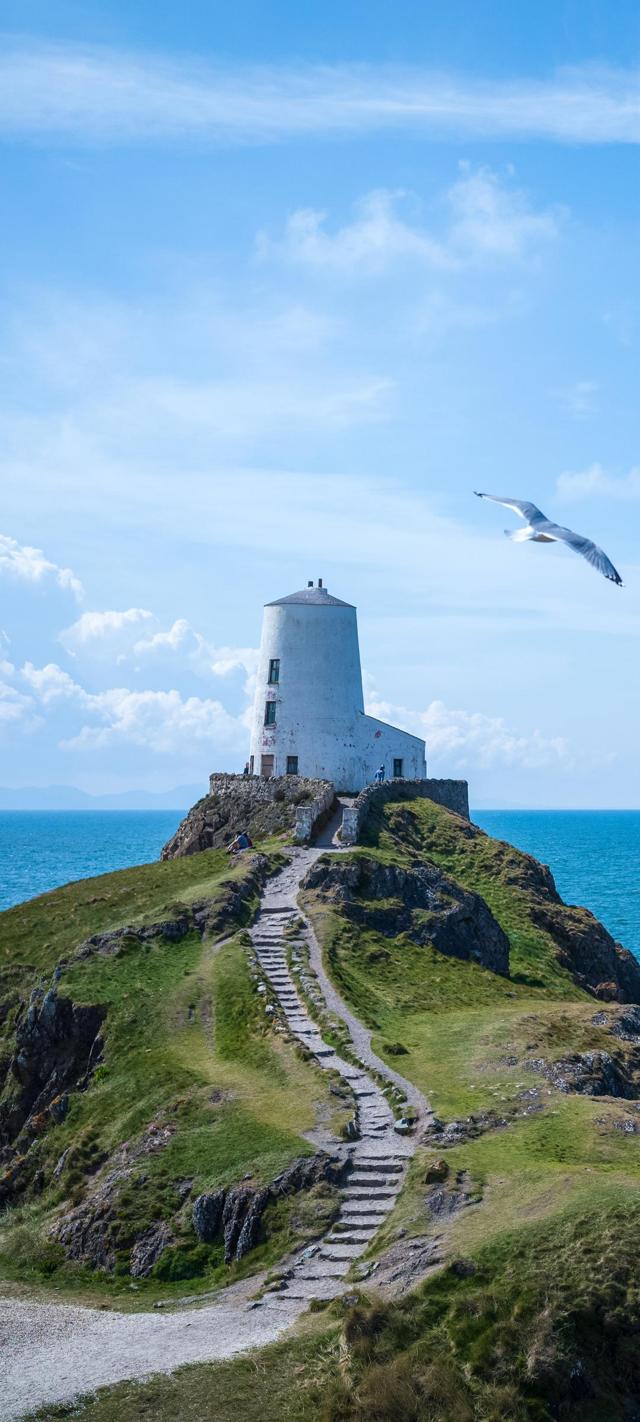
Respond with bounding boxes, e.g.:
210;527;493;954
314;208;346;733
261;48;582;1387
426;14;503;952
0;807;638;960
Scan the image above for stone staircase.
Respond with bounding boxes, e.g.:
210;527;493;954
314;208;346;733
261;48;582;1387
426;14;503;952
249;849;424;1306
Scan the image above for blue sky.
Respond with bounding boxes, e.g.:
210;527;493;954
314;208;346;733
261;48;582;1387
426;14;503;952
1;1;639;807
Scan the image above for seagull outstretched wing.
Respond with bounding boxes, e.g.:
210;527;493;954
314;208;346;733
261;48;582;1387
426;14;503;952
545;522;623;586
474;492;545;524
475;491;623;586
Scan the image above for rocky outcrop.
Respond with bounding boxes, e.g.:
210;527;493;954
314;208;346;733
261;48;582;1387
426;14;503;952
530;901;640;1003
0;989;105;1154
161;776;333;859
303;855;510;976
390;806;640;1004
525;1050;640;1099
51;1122;182;1273
130;1222;175;1279
191;1151;349;1263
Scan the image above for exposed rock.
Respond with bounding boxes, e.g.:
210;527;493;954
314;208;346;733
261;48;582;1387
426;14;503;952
424;1158;449;1184
130;1222;175;1278
525;1050;640;1099
51;1119;178;1270
530;902;640;1003
161;776;332;859
592;1006;640;1042
426;1169;478;1219
192;1188;226;1243
0;989;105;1154
399;808;640;1003
302;855;510;976
193;1152;348;1262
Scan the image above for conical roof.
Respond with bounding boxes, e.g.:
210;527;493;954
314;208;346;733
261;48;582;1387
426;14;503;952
266;585;354;608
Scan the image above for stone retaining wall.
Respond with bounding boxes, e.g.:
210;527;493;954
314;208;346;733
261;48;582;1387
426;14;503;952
293;782;337;844
341;778;469;846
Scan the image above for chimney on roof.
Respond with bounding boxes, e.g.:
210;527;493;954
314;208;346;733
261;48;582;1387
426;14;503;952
307;580;314;587
318;578;323;588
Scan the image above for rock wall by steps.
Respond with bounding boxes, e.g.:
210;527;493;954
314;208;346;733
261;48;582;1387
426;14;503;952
161;775;335;858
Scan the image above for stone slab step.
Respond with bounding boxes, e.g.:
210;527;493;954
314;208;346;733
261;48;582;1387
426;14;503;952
342;1187;397;1199
320;1246;365;1263
276;1280;343;1302
348;1174;400;1188
341;1201;389;1215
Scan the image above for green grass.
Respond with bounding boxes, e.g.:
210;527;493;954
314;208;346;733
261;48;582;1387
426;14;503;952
13;796;640;1420
354;798;588;997
0;850;339;1301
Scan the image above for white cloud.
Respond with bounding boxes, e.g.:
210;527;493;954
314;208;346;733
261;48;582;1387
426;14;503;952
132;621;259;693
62;687;246;754
0;533;83;600
365;692;570;770
265;170;560;273
1;47;640;145
133;618;194;655
0;679;36;733
20;660;248;756
556;463;640;501
446;165;561;259
21;660;88;705
60;608;153;650
263;190;454;272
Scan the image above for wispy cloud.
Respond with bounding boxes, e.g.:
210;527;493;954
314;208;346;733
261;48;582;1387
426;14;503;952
262;169;560;273
556;462;640;501
554;380;599;420
1;47;640;146
0;533;83;600
365;691;570;770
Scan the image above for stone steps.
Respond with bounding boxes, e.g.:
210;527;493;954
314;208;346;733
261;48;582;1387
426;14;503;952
244;853;423;1305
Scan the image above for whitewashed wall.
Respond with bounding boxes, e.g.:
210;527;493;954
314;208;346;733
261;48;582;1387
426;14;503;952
249;588;426;792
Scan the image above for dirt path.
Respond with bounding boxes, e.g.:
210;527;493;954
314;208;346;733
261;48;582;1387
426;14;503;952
0;840;430;1421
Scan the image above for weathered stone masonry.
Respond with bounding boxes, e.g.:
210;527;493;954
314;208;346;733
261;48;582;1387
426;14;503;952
340;777;470;846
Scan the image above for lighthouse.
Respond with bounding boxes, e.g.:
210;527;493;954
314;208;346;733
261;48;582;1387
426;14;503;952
248;580;426;791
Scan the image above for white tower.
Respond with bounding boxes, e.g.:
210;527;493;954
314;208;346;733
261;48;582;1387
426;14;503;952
248;580;426;791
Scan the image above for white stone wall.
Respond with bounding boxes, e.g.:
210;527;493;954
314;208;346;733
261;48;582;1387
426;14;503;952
249;590;426;792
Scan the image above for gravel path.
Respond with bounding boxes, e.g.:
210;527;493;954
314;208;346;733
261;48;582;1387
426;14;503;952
0;832;430;1421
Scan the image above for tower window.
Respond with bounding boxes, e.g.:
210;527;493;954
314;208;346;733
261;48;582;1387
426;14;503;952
268;658;280;684
393;758;404;778
264;700;276;726
286;755;299;775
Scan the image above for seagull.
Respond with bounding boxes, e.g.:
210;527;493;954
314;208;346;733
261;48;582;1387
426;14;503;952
475;492;623;586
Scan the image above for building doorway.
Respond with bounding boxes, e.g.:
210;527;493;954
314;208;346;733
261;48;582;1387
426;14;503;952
261;754;274;778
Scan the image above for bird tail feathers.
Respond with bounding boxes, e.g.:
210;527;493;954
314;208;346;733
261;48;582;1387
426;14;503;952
505;527;534;542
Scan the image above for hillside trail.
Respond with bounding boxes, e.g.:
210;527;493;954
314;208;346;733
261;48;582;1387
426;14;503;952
0;805;431;1421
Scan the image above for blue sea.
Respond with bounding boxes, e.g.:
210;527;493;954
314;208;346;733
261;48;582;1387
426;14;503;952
0;808;638;959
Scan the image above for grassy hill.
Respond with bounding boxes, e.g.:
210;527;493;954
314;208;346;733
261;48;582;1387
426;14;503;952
4;799;640;1420
0;846;348;1303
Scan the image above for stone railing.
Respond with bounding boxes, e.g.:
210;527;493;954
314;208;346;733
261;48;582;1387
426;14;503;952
293;783;336;844
341;778;469;846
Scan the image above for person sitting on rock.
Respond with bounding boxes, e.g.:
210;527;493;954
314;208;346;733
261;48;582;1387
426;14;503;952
374;764;385;783
227;831;252;854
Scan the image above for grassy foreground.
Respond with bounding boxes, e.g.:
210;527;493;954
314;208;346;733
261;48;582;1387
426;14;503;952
8;800;640;1419
0;847;343;1302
